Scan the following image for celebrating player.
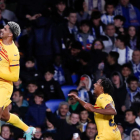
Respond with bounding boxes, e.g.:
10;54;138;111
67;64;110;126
69;78;121;140
0;22;36;140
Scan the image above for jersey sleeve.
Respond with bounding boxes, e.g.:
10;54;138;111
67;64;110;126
9;52;20;67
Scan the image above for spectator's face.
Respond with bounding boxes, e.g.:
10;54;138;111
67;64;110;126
54;56;62;66
107;55;113;64
34;96;43;105
132;51;140;63
1;126;11;139
112;75;120;85
80;77;89;88
43;137;53;140
80;110;88;122
34;127;42;139
115;39;123;47
132;130;140;140
46;119;54;129
92;18;100;26
0;1;5;10
86;123;97;138
27;84;38;93
94;41;103;50
12;91;21;103
59;105;69;117
25;61;35;68
13;79;22;87
128;26;136;37
121;0;129;6
106;5;114;15
71;48;81;56
129;81;138;92
121;67;131;77
80;25;90;34
117;125;124;134
45;72;54;81
106;25;115;37
18;138;26;140
114;19;123;27
56;3;66;13
70;113;79;125
125;111;136;123
68;13;77;25
69;92;77;105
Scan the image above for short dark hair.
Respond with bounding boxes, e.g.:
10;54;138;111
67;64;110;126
1;124;12;132
27;81;38;86
105;23;115;31
91;39;105;50
45;65;55;74
125;109;137;117
25;57;35;63
121;63;133;72
68;9;77;16
78;51;91;63
14;90;24;97
42;132;54;139
109;51;119;62
114;15;126;23
71;41;82;50
116;35;127;46
105;2;115;10
56;0;66;5
34;91;44;99
80;20;90;27
86;121;96;129
100;78;114;96
91;11;101;20
69;89;78;94
126;76;139;84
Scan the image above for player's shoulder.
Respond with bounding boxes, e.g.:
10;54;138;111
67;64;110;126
97;93;113;102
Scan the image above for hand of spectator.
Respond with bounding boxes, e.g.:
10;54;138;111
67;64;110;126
72;136;81;140
31;14;42;20
46;108;51;112
121;105;126;112
77;81;85;90
98;62;104;70
26;14;32;20
68;93;79;100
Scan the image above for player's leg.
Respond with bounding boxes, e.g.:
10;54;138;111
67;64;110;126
1;106;36;140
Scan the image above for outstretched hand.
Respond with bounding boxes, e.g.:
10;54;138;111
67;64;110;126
68;93;79;100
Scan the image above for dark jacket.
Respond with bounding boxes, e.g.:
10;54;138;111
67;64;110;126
41;79;65;101
25;103;47;127
27;17;61;57
46;111;81;140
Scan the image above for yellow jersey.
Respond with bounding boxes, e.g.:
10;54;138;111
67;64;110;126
94;93;121;139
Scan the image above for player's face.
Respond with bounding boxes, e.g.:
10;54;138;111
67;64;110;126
132;130;140;140
129;81;138;92
1;126;11;139
86;123;97;138
70;114;79;125
0;25;12;39
80;110;88;121
59;105;69;117
34;127;42;139
93;79;103;96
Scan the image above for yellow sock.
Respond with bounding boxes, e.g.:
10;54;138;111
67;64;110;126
7;113;29;132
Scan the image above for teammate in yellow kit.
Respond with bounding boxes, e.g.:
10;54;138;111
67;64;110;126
0;22;36;140
69;78;121;140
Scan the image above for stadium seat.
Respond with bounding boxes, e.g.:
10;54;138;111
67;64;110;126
71;74;79;84
45;99;65;113
61;85;77;99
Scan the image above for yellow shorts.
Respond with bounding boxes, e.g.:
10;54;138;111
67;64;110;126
0;85;13;110
96;129;121;140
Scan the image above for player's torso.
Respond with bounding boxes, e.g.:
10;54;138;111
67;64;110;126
94;94;118;135
0;40;19;87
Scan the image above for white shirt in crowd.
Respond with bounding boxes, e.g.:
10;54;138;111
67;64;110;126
136;117;140;126
101;14;114;25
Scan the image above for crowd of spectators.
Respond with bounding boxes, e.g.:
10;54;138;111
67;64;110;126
0;0;140;139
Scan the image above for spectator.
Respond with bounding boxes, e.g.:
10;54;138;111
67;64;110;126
101;2;115;25
68;90;82;113
46;109;81;140
25;92;47;127
55;102;70;119
81;122;97;140
42;132;54;140
127;26;140;50
20;57;41;84
13;78;24;92
44;119;56;134
114;15;126;35
25;81;38;105
53;54;72;85
136;107;140;126
16;135;26;140
77;75;93;103
79;108;91;132
102;24;117;53
103;51;121;78
1;124;14;140
90;11;105;39
129;128;140;140
128;50;140;83
113;35;133;65
111;71;127;121
12;90;29;120
115;0;140;28
125;76;140;110
84;0;105;14
41;66;65;101
124;109;140;136
33;127;42;140
75;20;94;51
0;8;8;29
0;1;18;22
